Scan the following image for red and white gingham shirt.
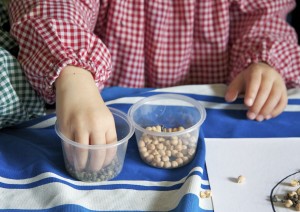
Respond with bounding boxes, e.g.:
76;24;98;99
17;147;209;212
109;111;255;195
8;0;300;104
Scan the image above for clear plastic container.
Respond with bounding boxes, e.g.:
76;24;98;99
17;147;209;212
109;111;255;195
128;94;206;169
55;107;134;182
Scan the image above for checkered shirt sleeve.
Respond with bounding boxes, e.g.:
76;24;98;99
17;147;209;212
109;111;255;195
0;0;18;51
9;0;111;104
228;0;300;88
0;48;45;129
8;0;300;103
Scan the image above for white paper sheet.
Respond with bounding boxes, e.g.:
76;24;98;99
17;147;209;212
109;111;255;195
205;137;300;212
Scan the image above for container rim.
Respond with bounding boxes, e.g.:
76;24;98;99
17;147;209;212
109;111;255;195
128;93;206;136
55;107;135;149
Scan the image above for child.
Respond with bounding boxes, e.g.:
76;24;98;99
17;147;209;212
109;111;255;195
7;0;300;170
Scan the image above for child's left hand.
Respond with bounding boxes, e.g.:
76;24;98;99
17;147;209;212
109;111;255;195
225;62;287;121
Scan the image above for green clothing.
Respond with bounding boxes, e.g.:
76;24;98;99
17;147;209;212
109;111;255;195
0;1;45;128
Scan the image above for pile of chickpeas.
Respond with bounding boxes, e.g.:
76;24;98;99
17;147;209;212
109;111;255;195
137;125;198;169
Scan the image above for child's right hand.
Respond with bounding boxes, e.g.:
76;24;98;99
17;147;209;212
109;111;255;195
225;62;287;121
55;66;117;172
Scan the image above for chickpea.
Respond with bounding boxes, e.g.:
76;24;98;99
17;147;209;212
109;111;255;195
200;190;212;198
165;140;171;146
171;139;178;146
290;179;299;187
204;190;212;198
237;175;245;183
287;191;297;198
142;151;149;158
153;158;161;165
176;152;184;158
166;150;172;157
171;161;178;168
176;158;183;165
199;191;206;198
155;150;161;156
178;126;185;131
171;150;178;157
138;141;146;148
164;161;172;168
158;137;165;142
162;156;169;162
157;143;164;150
154;155;161;161
156;125;162;132
147;143;155;151
152;139;159;145
145;127;152;131
158;161;164;168
285;199;293;208
145;155;154;162
175;145;183;151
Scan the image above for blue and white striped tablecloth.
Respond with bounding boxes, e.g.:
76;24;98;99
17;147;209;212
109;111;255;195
1;84;299;211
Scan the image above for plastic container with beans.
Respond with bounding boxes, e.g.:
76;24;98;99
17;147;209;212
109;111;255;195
128;94;206;169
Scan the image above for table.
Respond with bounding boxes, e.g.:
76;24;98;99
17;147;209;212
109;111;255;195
0;84;299;211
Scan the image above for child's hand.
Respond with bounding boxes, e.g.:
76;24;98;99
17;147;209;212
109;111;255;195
55;66;117;171
225;62;287;121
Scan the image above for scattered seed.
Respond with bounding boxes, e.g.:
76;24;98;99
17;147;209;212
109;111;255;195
200;191;207;198
285;199;294;208
205;190;212;198
291;179;300;187
237;175;245;184
200;190;212;198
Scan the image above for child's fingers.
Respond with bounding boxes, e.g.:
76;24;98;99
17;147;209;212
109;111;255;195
88;148;106;172
103;128;118;167
74;131;89;171
270;91;288;118
247;78;273;121
62;141;74;165
255;84;282;119
244;68;262;107
59;127;75;165
225;74;244;102
88;132;106;172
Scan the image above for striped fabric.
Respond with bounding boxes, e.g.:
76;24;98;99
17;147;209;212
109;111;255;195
0;84;299;211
